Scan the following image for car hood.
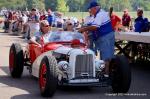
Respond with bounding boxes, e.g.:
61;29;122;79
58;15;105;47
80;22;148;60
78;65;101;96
54;46;73;54
44;43;63;51
53;46;94;55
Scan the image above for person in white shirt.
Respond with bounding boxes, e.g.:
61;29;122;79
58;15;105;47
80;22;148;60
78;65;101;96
63;19;75;31
28;8;40;38
78;1;115;79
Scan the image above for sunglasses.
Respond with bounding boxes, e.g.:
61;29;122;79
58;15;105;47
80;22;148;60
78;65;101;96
43;25;49;27
67;23;73;26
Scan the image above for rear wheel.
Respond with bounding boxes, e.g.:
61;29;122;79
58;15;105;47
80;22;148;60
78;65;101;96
39;56;58;97
110;55;131;93
9;43;24;78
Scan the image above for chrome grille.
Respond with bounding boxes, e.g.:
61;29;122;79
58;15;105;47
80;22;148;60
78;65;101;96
75;54;93;77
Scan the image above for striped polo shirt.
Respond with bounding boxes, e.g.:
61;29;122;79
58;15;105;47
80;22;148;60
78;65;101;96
91;9;114;37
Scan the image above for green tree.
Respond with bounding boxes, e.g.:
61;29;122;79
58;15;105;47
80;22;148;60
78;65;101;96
97;0;132;11
0;0;26;10
66;0;83;12
56;0;69;12
82;0;92;11
26;0;45;10
44;0;57;11
131;0;150;11
143;1;150;11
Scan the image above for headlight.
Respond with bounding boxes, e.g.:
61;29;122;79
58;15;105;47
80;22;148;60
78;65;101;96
58;61;69;71
95;59;105;71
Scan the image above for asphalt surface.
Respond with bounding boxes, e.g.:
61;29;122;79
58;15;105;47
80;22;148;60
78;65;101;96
0;31;150;99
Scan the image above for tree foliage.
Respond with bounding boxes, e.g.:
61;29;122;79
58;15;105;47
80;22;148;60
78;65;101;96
66;0;82;12
44;0;57;11
26;0;45;10
57;0;69;12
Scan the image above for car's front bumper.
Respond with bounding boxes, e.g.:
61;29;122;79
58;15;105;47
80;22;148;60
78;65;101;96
62;78;109;87
69;78;99;83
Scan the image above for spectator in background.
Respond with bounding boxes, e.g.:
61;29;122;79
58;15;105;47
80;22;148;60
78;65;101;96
40;10;47;20
8;11;13;21
134;8;149;32
21;13;28;34
109;7;121;31
28;8;40;38
47;9;55;26
22;13;28;24
4;11;12;32
70;17;79;27
122;9;131;28
64;19;75;32
55;12;64;28
7;11;13;32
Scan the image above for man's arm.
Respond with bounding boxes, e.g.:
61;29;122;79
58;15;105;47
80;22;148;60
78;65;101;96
29;36;41;46
78;26;97;33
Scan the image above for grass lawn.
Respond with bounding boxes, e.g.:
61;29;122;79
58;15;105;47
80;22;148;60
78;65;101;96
63;11;150;21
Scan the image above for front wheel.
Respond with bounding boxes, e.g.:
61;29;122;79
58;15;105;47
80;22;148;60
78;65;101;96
110;55;131;93
39;55;58;97
9;43;24;78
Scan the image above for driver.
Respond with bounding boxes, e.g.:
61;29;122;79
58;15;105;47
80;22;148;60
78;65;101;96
30;20;51;46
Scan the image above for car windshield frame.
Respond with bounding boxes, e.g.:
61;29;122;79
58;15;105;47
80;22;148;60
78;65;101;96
43;31;85;44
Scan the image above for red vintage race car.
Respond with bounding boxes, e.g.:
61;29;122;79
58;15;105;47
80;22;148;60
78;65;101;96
9;31;131;97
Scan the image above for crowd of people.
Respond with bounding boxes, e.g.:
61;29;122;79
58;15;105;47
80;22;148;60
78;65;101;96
1;8;80;38
0;1;150;80
110;7;150;32
1;4;149;38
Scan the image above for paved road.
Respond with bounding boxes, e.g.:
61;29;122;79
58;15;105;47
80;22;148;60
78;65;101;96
0;32;150;99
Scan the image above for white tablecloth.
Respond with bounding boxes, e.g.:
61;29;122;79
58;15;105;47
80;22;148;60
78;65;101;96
115;32;150;43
